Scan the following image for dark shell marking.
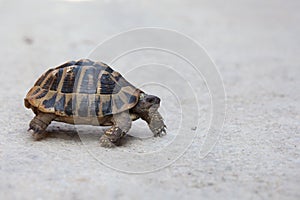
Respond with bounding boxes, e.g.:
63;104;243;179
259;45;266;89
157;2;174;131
25;59;140;117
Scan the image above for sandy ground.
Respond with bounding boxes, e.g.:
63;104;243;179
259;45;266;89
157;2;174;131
0;0;299;199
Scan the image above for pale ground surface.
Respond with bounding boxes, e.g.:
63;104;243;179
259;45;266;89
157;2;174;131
0;0;299;199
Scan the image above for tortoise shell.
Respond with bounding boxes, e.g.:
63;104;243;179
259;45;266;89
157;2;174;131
24;59;141;117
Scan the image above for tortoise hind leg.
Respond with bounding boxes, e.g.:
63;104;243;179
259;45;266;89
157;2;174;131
28;112;56;140
100;111;132;148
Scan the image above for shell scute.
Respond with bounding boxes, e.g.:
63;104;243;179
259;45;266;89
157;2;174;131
54;94;66;113
64;95;73;116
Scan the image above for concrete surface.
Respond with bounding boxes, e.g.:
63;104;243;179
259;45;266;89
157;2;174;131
0;0;299;199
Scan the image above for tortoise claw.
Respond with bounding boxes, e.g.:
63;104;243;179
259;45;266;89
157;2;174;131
27;124;47;140
28;129;47;141
153;125;167;137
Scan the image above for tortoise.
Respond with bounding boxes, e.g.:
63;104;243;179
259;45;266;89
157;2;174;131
24;59;166;147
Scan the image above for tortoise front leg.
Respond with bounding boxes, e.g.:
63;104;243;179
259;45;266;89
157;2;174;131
144;110;167;137
100;111;132;148
28;112;56;140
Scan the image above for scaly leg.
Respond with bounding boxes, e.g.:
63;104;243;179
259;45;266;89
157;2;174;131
144;110;167;137
28;112;56;140
100;111;132;147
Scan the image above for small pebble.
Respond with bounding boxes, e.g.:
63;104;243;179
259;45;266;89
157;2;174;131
191;127;197;131
23;36;34;45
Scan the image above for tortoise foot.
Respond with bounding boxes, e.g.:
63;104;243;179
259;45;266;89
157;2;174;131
153;125;167;137
28;113;54;141
99;135;117;148
28;128;48;140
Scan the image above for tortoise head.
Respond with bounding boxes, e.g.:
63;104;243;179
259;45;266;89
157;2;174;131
131;93;161;114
